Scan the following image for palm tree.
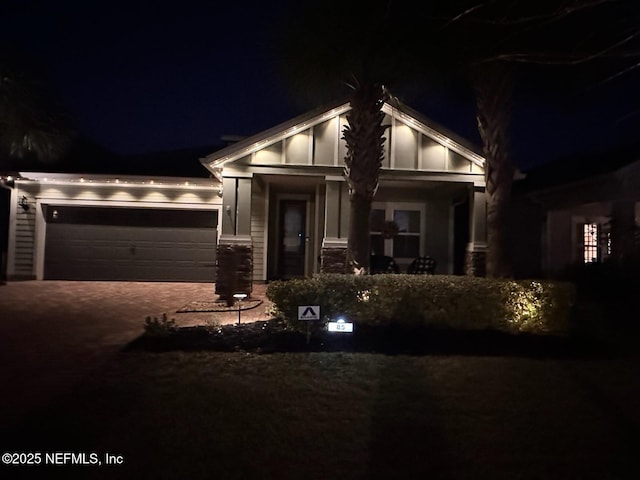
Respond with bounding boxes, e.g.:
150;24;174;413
274;0;524;276
469;61;514;277
272;0;431;273
273;0;639;277
342;81;389;272
0;42;74;168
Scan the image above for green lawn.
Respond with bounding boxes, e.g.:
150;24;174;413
4;350;640;480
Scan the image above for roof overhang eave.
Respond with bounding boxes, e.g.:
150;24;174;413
200;98;486;172
201;102;352;172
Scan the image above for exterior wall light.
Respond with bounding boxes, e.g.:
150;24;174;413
18;196;30;212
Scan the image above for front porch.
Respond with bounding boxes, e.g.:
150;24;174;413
202;98;488;298
213;171;488;298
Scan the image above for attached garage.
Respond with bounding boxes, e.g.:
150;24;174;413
43;205;217;282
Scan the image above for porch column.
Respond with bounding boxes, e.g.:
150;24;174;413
216;174;253;300
320;178;349;273
610;200;637;262
465;185;487;276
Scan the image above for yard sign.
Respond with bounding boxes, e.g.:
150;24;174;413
298;306;320;321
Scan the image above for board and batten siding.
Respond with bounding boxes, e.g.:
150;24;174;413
248;112;484;177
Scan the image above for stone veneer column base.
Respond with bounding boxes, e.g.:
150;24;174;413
465;242;487;277
320;238;348;274
215;236;253;300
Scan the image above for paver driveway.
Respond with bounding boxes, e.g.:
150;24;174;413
0;280;272;428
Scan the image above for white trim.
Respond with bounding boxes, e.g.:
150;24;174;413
334;115;341;167
390;116;397;169
275;193;313;277
6;186;18;277
325;175;345;182
204;101;485;171
205;104;352;168
570;216;610;264
466;242;488;252
281;136;287;164
371;201;427;265
308;126;314;166
219;234;253;245
34;200;46;280
382;104;485;168
32;198;219;209
18;172;219;189
31;199;221;281
314;184;322;274
322;237;348;248
417;132;424;170
262;183;270;281
225;163;485;186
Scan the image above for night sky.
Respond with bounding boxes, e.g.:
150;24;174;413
2;0;639;171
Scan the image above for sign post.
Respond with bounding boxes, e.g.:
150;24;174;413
298;305;320;344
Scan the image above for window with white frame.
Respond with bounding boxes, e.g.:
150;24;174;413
370;203;425;263
579;221;613;263
583;223;599;263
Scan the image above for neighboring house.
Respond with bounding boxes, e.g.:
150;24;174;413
511;146;640;278
2;99;489;289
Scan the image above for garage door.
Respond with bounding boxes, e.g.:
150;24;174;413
44;206;217;282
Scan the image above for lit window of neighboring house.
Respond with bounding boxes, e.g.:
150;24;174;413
583;223;599;263
577;223;611;263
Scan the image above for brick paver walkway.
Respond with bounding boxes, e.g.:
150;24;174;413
0;281;273;427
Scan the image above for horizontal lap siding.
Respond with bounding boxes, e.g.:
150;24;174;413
251;188;266;281
13;185;37;277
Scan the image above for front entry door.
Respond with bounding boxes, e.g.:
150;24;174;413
278;199;307;278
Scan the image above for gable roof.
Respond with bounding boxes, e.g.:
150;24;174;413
2;136;224;179
200;97;485;173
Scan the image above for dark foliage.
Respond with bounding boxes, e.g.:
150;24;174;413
127;318;605;359
561;260;640;315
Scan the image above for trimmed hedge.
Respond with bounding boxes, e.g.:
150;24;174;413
266;274;575;336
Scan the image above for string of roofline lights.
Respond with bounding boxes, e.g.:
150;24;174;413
0;175;220;190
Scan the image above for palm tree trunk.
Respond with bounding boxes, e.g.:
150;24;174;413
343;83;389;273
347;192;373;274
471;61;514;278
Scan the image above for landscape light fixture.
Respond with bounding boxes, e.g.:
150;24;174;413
233;293;248;325
327;317;354;333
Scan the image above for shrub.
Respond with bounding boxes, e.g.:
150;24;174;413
144;313;178;337
266;274;575;336
561;259;640;307
560;259;640;332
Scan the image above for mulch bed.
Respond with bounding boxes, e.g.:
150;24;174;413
176;299;262;313
127;318;609;358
